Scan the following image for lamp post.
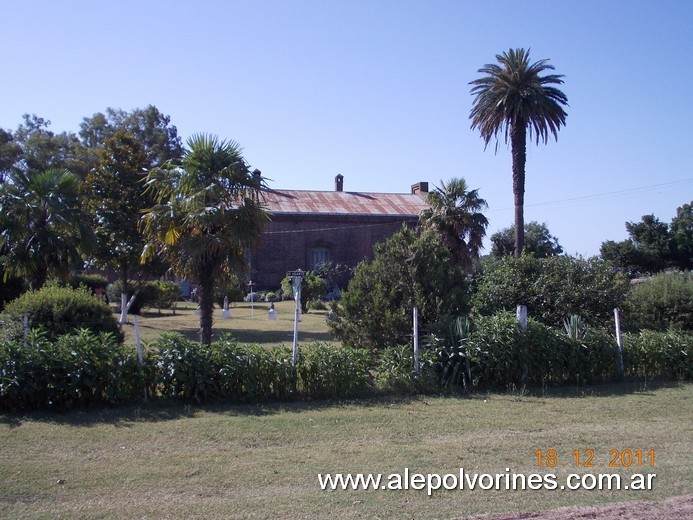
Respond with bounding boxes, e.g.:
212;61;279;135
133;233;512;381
287;269;305;364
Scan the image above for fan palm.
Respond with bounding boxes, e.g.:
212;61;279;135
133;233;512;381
470;48;568;257
419;177;489;272
0;167;93;289
141;134;268;345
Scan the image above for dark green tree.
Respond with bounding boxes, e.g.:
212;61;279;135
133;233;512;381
141;134;268;345
0;168;93;289
669;201;693;270
491;221;563;258
419;178;489;272
470;48;568;257
82;130;154;323
0;129;22;183
329;226;469;350
12;115;88;178
79;105;183;170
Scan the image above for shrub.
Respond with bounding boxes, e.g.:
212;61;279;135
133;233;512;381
281;272;327;313
297;343;372;399
427;312;621;391
107;280;160;315
0;329;143;411
150;281;181;313
623;271;693;332
68;273;108;293
472;255;630;330
0;285;123;343
375;345;437;394
330;227;469;350
622;330;692;380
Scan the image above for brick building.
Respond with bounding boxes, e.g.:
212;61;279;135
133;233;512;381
249;175;429;289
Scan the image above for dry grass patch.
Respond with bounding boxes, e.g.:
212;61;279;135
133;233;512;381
1;383;691;519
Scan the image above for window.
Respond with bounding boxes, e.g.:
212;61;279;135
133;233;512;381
310;248;330;268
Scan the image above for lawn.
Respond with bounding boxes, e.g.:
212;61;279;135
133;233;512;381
120;300;338;347
1;383;691;519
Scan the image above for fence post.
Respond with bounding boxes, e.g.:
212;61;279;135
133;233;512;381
23;314;29;347
516;305;528;330
413;307;420;377
614;308;624;378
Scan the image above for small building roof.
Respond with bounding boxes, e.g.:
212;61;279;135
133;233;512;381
262;189;429;217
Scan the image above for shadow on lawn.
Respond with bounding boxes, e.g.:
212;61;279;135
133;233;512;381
1;380;687;428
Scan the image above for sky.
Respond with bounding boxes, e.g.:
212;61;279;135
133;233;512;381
2;0;692;257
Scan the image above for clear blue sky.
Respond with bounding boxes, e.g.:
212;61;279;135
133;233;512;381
2;0;692;256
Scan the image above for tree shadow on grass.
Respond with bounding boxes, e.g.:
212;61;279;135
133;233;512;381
1;380;688;428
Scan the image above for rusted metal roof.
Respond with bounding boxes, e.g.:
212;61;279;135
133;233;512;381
262;189;429;217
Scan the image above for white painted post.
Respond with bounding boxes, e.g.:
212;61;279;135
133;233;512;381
614;308;624;377
23;314;29;346
222;295;231;319
413;307;420;376
134;316;147;402
516;305;528;330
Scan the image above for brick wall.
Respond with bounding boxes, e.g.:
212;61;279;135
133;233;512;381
250;213;418;289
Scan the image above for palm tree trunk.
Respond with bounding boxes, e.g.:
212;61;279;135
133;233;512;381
198;269;215;345
510;122;527;257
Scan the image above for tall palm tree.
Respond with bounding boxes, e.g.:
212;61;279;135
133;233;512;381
419;177;489;272
0;167;93;289
140;134;268;345
470;48;568;257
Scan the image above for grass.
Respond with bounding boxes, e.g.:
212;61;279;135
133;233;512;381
1;382;691;519
120;300;338;346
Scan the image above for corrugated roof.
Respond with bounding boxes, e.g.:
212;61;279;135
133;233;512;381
262;189;429;217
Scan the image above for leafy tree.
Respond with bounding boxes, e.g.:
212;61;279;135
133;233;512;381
491;221;563;258
12;115;88;178
670;201;693;270
623;271;692;332
329;226;469;350
0;168;93;289
625;214;672;272
79;105;183;170
470;48;568;257
82;130;154;323
141;134;268;345
472;255;629;330
600;204;692;275
0;128;22;183
281;272;327;313
599;239;642;277
419;177;489;271
312;261;353;297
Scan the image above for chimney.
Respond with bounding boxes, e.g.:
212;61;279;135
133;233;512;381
335;174;344;192
411;182;428;196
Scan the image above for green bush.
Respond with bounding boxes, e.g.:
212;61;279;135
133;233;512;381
0;285;123;343
69;273;108;293
107;280;160;315
472;255;630;330
0;329;143;411
330;227;469;350
150;281;181;313
622;330;692;380
297;343;372;399
281;272;327;313
375;345;437;394
426;312;621;391
623;271;693;332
